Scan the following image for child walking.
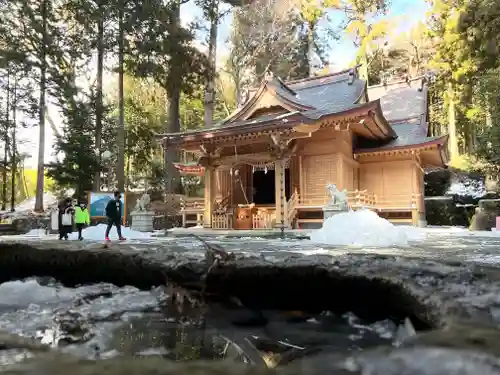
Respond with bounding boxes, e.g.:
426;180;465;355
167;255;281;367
75;201;90;240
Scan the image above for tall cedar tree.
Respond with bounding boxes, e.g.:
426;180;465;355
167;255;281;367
66;0;114;191
0;0;62;211
45;0;102;196
125;0;209;193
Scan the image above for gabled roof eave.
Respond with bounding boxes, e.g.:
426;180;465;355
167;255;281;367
354;134;449;154
219;75;316;125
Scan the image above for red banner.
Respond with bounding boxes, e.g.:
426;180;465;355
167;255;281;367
173;163;205;176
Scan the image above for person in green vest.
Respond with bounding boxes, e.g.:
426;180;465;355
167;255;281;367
75;201;90;240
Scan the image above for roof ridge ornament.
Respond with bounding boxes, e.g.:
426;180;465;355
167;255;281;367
264;70;274;81
238;88;250;108
418;76;428;92
348;68;355;85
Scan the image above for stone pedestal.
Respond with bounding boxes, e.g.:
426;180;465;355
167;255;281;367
50;209;59;234
323;204;348;220
130;211;154;232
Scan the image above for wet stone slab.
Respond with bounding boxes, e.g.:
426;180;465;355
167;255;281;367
2;237;500;373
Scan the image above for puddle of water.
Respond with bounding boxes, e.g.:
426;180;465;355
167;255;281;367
0;278;400;365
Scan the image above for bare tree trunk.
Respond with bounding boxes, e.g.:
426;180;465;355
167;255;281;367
10;74;17;212
1;139;7;211
307;22;315;77
126;153;131;190
116;3;125;192
447;83;459;161
35;0;47;212
164;0;181;195
162;0;183;229
2;68;10;211
93;10;105;192
203;0;219;129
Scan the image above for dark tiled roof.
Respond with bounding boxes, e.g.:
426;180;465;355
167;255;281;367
356;122;444;152
363;77;446;151
367;78;428;133
301;102;367;120
217;70;366;127
269;79;312;109
288;72;366;113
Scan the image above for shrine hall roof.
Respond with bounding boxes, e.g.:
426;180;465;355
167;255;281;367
217;69;367;127
287;71;367;114
355;77;448;166
158;70;448;165
357;77;448;152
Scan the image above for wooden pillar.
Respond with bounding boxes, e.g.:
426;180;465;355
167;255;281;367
215;170;222;199
298;155;304;199
203;166;216;228
411;156;422;226
274;159;288;228
217;169;231;200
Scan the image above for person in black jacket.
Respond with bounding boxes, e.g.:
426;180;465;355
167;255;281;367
104;190;126;241
58;198;73;240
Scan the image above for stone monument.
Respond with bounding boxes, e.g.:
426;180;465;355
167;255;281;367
323;184;349;220
130;193;154;232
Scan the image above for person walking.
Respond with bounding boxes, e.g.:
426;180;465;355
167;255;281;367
75;201;90;240
57;199;66;240
60;198;74;240
105;190;126;241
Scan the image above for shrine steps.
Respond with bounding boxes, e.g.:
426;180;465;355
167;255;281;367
295;209;324;229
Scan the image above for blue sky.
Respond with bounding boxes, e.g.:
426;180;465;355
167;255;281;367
181;0;430;69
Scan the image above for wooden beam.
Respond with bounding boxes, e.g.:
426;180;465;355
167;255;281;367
164;114;372;152
179;130;298;152
214;152;275;166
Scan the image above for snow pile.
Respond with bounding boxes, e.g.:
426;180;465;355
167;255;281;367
446;178;486;198
68;223;151;241
310;209;422;247
0;279;77;310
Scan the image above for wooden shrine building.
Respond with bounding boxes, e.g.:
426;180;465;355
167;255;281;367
159;68;448;229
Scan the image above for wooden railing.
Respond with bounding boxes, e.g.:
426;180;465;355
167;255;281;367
298;190;376;208
376;193;421;211
180;196;204;227
298;191;420;211
252;209;274;229
180;197;204;211
212;213;232;229
349;190;377;208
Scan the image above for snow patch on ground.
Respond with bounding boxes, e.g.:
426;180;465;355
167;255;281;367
447;229;500;238
68;224;152;241
23;229;48;237
168;225;204;232
466;254;500;264
309;209;425;247
0;193;57;217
